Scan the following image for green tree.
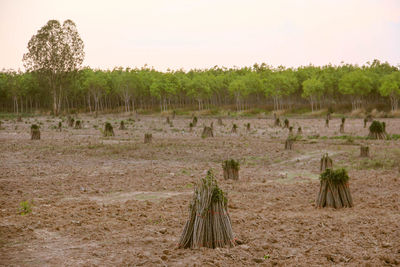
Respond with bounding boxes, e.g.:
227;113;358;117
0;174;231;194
339;70;373;110
228;76;246;111
187;72;211;110
150;72;167;112
110;68;140;112
264;70;298;110
2;70;19;113
82;69;108;115
379;72;400;111
302;77;324;112
23;19;84;115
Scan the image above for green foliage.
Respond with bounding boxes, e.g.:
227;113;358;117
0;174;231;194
343;135;354;144
320;168;350;184
307;134;320;139
22;19;84;115
379;72;400;110
339;70;373;96
1;59;399;115
202;170;228;206
369;120;384;133
103;122;114;137
222;159;240;171
338;70;375;110
19;200;32;215
302;77;324;111
31;124;39;130
391;134;400;140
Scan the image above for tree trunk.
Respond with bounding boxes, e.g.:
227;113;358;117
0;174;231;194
53;89;58;115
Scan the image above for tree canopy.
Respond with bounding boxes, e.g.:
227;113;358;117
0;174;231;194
379;72;400;111
22;19;84;115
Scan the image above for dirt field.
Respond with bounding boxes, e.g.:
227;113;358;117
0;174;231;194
1;114;400;266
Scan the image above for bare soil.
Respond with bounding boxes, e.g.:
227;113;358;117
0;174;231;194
1;115;400;266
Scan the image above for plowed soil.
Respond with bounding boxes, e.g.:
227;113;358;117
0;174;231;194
1;115;399;266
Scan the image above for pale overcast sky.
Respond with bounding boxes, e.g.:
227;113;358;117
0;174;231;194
1;0;399;71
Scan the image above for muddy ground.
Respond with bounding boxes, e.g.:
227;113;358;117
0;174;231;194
0;114;399;266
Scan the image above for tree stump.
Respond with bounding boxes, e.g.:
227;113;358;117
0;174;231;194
119;120;126;130
192;116;198;127
274;118;281;127
231;124;238;133
297;127;302;135
325;119;329;128
222;159;239;180
58;122;62;132
104;122;114;137
316;168;353;208
30;124;40;140
202;126;214;138
74;120;82;129
285;138;293;150
360;146;369;157
218;118;223;126
144;133;152;143
339;123;344;133
320;153;333;172
368;121;387;139
68;116;74;127
284;118;289;128
178;170;235;249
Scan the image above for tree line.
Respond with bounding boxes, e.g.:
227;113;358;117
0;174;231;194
1;60;399;114
0;20;399;115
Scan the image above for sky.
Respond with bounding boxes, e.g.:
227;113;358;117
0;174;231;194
1;0;400;71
